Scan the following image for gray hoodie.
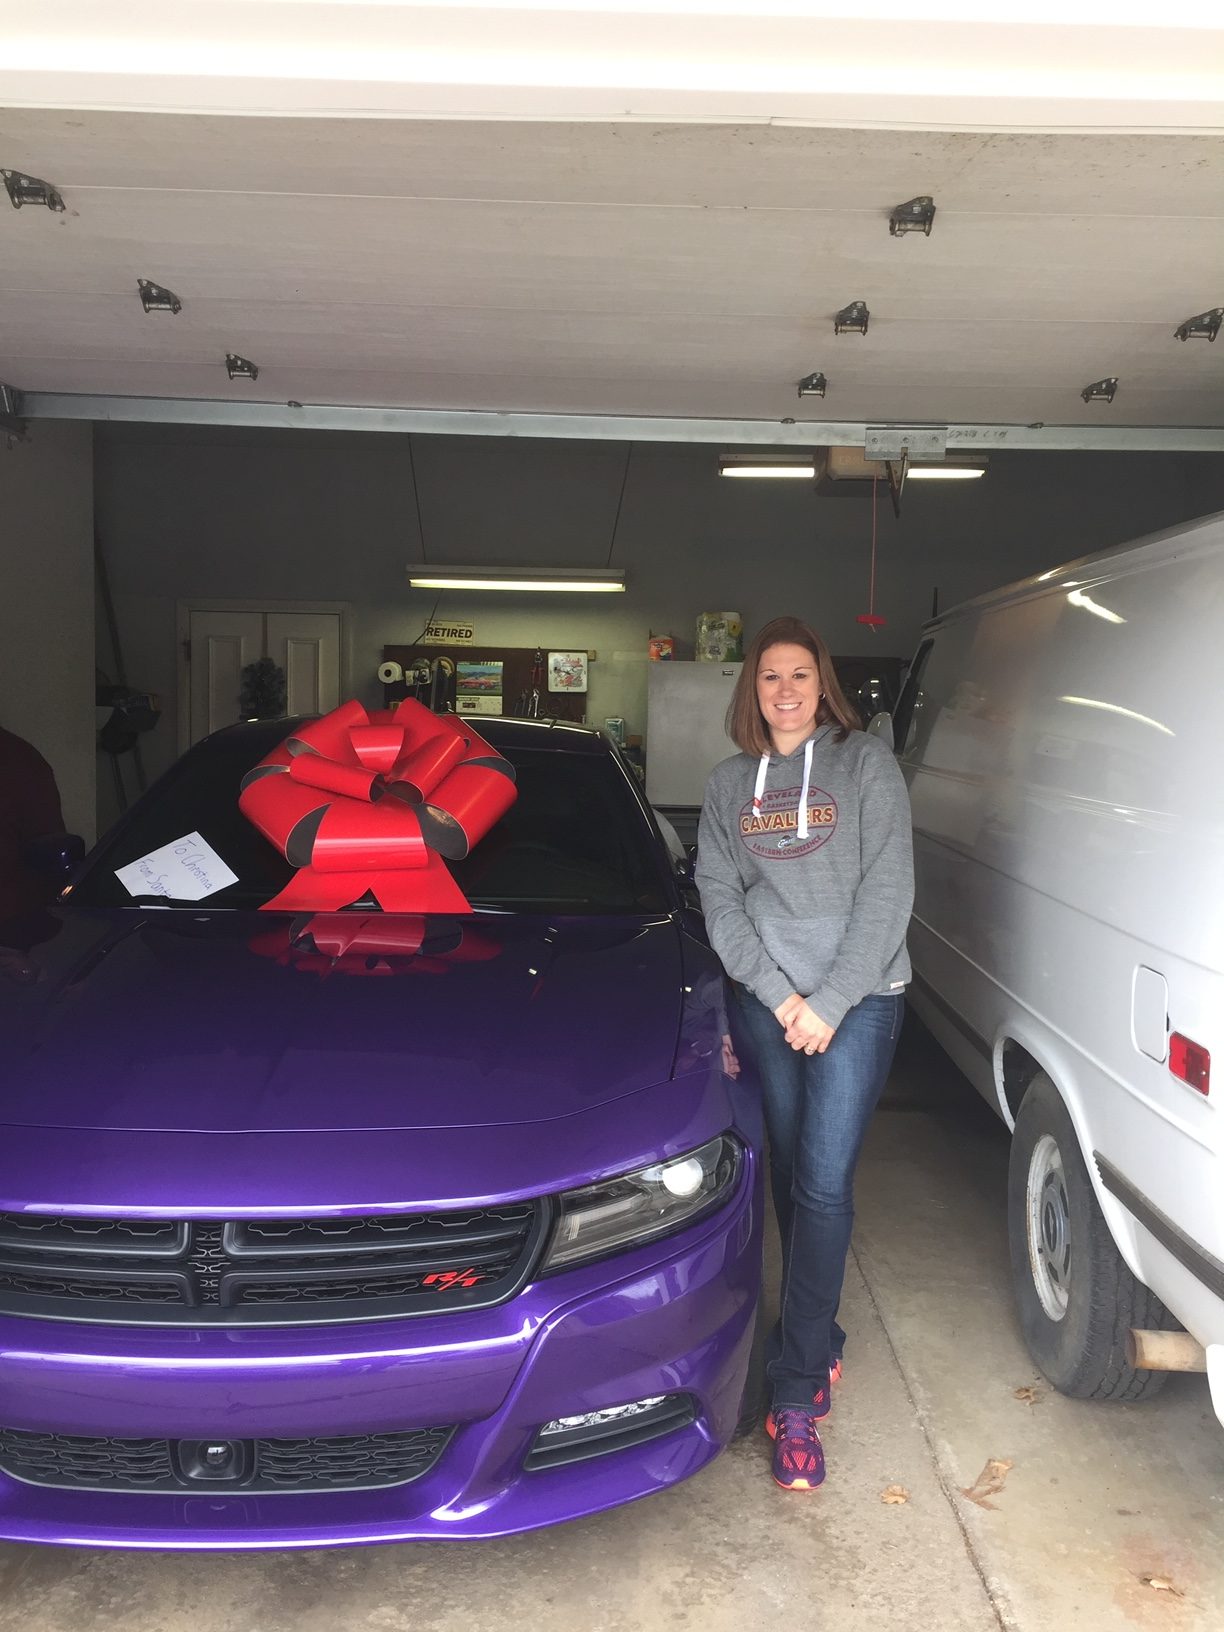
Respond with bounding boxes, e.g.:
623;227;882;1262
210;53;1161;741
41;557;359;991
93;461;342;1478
695;725;913;1028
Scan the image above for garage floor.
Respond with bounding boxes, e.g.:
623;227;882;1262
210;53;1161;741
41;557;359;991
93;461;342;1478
1;1020;1221;1632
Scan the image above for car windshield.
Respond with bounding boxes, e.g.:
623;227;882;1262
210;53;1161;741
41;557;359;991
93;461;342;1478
73;729;672;916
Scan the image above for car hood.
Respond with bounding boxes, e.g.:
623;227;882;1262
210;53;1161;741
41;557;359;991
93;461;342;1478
0;910;685;1134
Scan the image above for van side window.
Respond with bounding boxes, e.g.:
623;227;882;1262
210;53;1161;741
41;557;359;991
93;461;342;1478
892;639;934;756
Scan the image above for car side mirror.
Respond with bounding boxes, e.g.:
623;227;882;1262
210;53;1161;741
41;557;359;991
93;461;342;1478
866;711;894;750
674;847;697;887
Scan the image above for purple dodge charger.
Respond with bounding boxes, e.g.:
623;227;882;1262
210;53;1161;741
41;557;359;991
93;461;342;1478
0;717;763;1549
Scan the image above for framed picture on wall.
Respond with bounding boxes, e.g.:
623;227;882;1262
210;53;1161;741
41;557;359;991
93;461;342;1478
456;660;504;715
547;651;588;693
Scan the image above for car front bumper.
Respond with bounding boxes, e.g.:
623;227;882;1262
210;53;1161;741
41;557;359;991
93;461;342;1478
0;1156;761;1548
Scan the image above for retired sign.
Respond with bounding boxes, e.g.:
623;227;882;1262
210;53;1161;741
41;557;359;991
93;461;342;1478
420;622;475;645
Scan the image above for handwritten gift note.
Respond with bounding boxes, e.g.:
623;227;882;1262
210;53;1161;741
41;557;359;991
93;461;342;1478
114;833;239;903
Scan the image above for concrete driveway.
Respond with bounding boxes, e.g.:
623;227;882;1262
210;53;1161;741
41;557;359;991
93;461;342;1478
1;1018;1220;1631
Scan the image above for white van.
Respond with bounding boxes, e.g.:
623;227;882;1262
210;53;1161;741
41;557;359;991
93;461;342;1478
891;510;1224;1426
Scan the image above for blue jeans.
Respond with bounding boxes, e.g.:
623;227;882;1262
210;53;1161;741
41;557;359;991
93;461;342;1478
735;987;903;1409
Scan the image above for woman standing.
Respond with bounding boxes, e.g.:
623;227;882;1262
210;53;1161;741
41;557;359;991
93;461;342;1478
696;616;913;1492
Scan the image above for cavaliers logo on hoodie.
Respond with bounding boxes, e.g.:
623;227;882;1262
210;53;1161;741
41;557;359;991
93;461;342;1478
738;784;839;860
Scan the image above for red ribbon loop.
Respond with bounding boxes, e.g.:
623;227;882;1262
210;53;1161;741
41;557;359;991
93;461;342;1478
289;756;381;803
239;698;516;913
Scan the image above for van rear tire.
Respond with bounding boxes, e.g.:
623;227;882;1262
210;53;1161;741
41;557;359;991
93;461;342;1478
1007;1074;1170;1402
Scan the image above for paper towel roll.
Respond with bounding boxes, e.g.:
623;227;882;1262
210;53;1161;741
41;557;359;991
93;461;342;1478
377;661;404;684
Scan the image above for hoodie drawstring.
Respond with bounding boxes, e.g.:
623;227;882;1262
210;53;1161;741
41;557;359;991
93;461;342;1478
754;735;816;840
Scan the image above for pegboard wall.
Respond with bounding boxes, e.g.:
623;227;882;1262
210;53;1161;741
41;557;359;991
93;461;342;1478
380;645;587;723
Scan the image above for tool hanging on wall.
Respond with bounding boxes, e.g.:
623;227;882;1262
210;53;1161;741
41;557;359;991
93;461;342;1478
403;659;431;705
429;656;456;713
855;477;887;632
379;657;456;713
516;648;545;717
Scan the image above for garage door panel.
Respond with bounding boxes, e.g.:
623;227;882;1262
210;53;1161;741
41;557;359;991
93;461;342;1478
3;191;1220;324
1;111;1221;220
6;308;1221;386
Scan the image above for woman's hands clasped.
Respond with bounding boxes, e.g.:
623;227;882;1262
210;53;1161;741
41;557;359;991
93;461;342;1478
772;992;836;1055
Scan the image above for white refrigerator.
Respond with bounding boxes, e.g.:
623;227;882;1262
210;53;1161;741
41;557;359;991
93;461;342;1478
646;661;742;807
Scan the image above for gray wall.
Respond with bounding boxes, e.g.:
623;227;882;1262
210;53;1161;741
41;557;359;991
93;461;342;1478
1;419;96;841
93;423;1224;832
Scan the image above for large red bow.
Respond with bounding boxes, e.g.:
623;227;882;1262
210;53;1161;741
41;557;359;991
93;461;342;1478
239;698;517;914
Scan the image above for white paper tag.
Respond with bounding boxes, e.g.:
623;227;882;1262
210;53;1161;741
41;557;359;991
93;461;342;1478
114;832;239;902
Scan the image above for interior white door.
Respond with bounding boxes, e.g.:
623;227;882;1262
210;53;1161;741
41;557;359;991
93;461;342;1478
266;612;342;719
185;608;343;747
188;610;263;744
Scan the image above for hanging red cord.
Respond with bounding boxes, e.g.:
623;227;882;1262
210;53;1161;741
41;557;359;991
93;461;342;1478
857;476;886;629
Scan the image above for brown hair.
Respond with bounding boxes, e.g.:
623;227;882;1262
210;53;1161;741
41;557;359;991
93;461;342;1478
726;616;861;756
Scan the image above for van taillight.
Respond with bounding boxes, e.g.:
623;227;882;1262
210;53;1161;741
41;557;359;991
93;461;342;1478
1170;1033;1210;1096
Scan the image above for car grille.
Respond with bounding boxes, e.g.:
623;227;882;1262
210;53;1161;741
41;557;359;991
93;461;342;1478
0;1427;452;1493
0;1205;546;1326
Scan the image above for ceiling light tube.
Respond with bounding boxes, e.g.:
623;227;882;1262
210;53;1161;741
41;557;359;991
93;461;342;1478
719;455;815;479
906;464;987;481
407;565;625;593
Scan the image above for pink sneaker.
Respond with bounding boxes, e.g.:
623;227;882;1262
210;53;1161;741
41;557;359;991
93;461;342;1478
765;1408;827;1492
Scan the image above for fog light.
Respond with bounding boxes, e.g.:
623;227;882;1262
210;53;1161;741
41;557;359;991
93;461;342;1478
540;1397;668;1437
526;1393;696;1471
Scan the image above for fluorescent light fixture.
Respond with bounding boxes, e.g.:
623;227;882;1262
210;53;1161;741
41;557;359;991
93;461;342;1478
407;564;625;593
719;457;815;480
720;453;986;482
906;464;987;481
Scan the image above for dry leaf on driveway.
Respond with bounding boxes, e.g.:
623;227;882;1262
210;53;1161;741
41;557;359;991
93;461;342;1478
1013;1385;1043;1406
880;1485;910;1504
960;1457;1015;1510
1139;1574;1185;1597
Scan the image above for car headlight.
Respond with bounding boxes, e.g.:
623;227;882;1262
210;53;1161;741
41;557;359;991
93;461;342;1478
540;1135;743;1273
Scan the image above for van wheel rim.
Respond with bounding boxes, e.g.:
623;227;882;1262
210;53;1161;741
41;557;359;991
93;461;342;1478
1026;1134;1071;1322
